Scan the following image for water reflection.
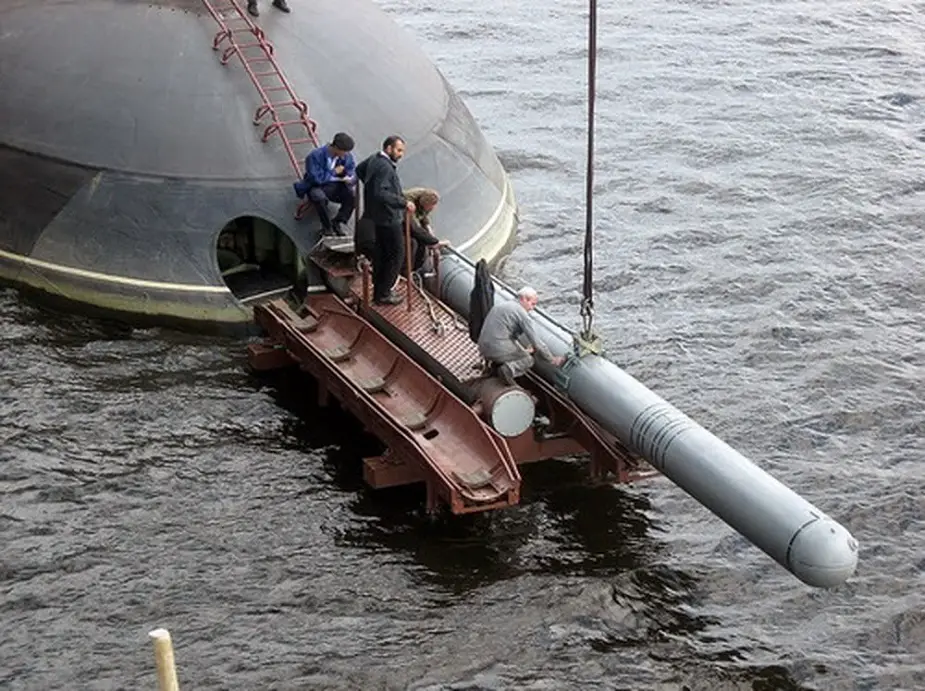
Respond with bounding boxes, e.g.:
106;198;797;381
255;362;665;595
256;367;381;488
0;292;135;347
519;461;654;576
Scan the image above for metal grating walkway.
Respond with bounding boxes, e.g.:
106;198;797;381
348;274;484;383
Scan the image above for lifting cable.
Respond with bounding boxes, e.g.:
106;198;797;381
576;0;602;356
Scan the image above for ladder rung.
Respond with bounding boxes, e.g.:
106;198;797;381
288;138;316;145
294;315;319;333
274;119;312;126
263;86;289;92
253;71;280;77
453;468;493;490
239;50;274;60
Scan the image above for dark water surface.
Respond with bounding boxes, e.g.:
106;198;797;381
3;0;924;688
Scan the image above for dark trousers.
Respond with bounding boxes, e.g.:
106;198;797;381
409;219;435;272
354;217;376;260
307;182;355;231
372;223;404;300
410;238;429;272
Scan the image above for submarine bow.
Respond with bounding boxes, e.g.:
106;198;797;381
0;0;517;329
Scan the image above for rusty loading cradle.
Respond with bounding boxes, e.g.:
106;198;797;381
247;250;655;515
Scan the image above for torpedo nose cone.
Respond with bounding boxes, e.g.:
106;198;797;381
788;518;859;588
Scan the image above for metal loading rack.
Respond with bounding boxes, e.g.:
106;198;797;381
247;248;656;515
251;296;522;514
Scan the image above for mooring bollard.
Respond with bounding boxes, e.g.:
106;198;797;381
148;628;180;691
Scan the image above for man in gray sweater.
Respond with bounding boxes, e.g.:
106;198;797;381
477;287;565;385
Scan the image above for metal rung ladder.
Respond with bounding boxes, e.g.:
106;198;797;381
199;0;319;218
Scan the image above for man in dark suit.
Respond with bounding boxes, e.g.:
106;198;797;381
355;136;414;305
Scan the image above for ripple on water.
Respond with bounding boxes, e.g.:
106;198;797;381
4;0;925;688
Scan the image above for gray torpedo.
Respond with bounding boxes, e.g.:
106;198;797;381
438;250;859;589
0;0;517;331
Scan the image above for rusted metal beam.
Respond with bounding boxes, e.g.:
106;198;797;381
246;341;294;371
254;296;521;514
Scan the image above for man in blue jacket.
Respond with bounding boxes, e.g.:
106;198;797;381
355;135;414;305
295;132;357;236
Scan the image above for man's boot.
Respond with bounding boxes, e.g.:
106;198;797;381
272;0;291;12
498;363;517;387
247;1;258;17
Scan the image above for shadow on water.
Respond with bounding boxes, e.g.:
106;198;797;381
342;463;670;595
250;365;382;491
518;460;656;575
252;362;670;595
671;663;821;691
595;564;721;651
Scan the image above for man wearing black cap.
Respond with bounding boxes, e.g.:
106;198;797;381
294;132;357;237
247;0;290;17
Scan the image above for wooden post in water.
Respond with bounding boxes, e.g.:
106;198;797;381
148;628;180;691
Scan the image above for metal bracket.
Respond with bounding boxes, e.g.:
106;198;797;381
573;330;603;357
554;351;580;392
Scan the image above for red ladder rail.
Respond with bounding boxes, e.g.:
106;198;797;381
199;0;320;180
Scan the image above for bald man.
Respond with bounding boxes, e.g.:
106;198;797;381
477;287;565;385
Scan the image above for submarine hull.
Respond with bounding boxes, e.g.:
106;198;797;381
0;0;517;330
437;250;859;588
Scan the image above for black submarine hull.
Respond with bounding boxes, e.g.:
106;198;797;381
0;0;517;331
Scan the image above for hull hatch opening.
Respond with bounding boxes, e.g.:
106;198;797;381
217;216;304;304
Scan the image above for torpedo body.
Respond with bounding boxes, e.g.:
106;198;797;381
438;251;859;588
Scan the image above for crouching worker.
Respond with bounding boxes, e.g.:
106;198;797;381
403;187;449;274
294;132;356;236
477;287;565;385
